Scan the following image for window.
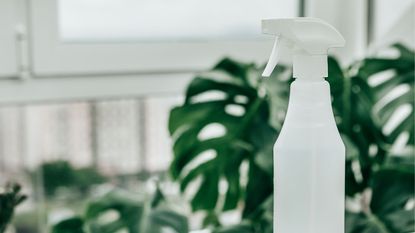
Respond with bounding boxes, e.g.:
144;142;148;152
0;1;333;232
30;0;300;76
372;0;414;40
372;0;414;44
0;96;181;175
58;0;298;42
0;96;182;232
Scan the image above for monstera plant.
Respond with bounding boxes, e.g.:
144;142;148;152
168;44;414;232
52;187;188;233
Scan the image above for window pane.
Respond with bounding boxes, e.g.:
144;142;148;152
58;0;299;42
373;0;413;40
0;97;181;175
93;100;140;174
144;96;183;171
0;96;182;231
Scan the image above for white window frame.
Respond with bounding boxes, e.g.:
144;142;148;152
0;72;193;104
0;0;20;78
30;0;276;76
1;0;374;105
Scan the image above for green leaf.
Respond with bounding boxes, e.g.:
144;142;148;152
53;188;189;233
346;161;415;233
243;162;272;218
328;56;383;197
169;58;284;213
147;209;189;233
213;223;255;233
328;44;414;198
359;44;415;145
369;165;415;232
35;161;106;197
346;211;389;233
85;190;145;233
0;183;27;233
151;184;166;208
52;217;86;233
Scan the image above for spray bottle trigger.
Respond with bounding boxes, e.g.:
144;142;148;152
262;37;280;77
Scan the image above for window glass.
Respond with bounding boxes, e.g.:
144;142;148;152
58;0;299;42
0;97;180;174
373;0;413;40
144;96;183;171
0;96;182;231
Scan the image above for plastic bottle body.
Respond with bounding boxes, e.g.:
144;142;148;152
274;79;345;233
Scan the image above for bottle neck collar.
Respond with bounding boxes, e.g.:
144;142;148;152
293;54;327;79
284;80;336;126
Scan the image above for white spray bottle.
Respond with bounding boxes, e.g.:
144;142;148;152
262;18;346;233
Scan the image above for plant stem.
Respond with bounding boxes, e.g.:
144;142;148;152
361;191;390;233
365;212;390;233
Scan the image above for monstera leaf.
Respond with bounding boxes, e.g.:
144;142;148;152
328;44;415;197
85;191;145;233
346;152;415;233
327;56;383;197
52;188;188;233
328;44;414;232
214;196;273;233
52;218;85;233
359;44;414;146
169;58;290;216
146;209;189;233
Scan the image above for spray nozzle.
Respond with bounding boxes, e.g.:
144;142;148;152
262;17;345;78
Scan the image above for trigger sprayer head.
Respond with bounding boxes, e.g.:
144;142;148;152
261;17;345;79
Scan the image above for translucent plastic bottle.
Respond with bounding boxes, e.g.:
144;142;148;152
261;18;346;233
274;78;345;233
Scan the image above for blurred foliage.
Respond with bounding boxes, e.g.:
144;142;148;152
52;186;188;233
75;167;107;194
346;154;415;233
35;161;106;197
168;59;288;218
169;44;414;232
0;183;27;233
5;44;413;233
